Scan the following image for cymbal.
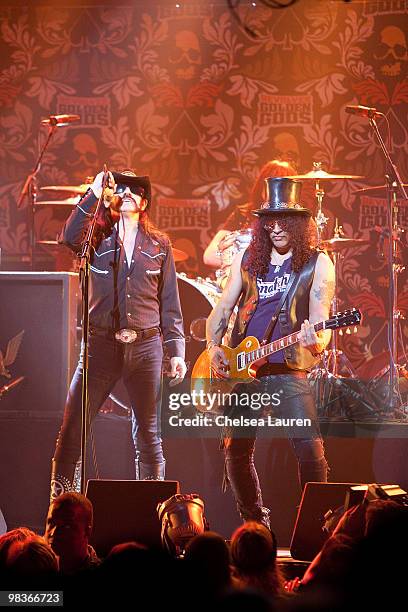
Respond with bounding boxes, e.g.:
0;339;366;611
321;237;369;251
41;184;89;195
286;170;364;180
353;184;408;197
36;198;78;206
172;247;188;262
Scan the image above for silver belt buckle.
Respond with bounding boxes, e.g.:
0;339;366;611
115;328;138;344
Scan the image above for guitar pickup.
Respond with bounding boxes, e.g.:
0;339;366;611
237;352;246;371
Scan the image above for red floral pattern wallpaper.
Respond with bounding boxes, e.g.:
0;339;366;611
1;1;407;373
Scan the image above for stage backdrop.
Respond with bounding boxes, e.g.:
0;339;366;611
0;0;407;373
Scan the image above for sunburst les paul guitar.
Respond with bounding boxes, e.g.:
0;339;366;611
191;308;362;412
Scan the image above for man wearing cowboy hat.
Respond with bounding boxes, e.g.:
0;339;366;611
206;177;334;527
50;169;186;498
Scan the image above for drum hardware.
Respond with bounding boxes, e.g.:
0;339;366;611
40;181;93;196
35;198;79;206
358;110;408;416
353;183;408;198
172;248;188;263
309;219;380;420
287;162;364;246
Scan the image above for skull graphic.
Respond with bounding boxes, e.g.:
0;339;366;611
273;132;300;167
67;134;98;181
169;30;202;81
374;26;408;78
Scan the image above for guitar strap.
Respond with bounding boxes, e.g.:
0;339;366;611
260;271;298;345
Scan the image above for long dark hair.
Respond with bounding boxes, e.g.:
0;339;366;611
245;214;318;277
92;200;168;250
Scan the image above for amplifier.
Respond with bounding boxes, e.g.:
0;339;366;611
0;272;79;415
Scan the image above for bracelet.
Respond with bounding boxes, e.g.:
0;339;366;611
206;340;219;351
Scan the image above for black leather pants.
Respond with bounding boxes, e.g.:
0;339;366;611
223;373;328;523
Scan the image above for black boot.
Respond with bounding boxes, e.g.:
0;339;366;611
139;460;166;480
50;459;77;502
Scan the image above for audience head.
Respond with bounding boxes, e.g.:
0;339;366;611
44;492;93;561
230;522;284;599
0;528;36;568
6;535;58;580
184;531;231;594
230;521;277;575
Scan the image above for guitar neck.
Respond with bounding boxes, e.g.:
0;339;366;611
245;321;325;366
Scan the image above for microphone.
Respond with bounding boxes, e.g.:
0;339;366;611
41;114;80;126
345;105;383;119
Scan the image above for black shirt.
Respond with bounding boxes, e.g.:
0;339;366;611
60;190;185;359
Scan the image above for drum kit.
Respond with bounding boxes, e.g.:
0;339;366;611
35;161;408;421
291;162;407;420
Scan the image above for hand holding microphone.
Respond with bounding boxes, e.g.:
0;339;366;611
90;168;115;203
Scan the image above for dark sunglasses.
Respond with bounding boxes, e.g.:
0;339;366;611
114;183;145;198
263;222;278;231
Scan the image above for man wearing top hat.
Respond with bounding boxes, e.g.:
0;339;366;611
50;169;186;498
206;177;334;527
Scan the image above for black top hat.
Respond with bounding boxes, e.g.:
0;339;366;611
112;171;152;208
253;177;311;216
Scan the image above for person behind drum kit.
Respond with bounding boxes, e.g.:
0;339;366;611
50;169;187;499
206;176;335;527
203;160;297;280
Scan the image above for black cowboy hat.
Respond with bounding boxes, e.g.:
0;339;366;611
253;177;311;216
112;171;152;208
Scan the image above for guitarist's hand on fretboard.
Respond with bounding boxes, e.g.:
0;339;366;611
298;319;326;356
208;345;230;379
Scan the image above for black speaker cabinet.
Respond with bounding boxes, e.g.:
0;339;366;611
86;479;180;557
0;272;79;415
290;482;361;561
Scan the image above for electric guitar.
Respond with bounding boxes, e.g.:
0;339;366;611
191;308;362;412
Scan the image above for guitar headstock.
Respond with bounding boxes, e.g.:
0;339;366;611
326;308;362;330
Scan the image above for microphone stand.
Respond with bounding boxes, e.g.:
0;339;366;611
16;124;58;270
78;165;109;494
367;112;408;417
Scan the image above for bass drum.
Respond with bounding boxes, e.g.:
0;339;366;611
106;273;222;414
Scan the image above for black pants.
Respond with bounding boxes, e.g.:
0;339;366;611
223;373;328;523
53;333;164;471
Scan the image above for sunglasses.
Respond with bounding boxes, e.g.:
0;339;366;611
114;183;145;198
263;222;279;231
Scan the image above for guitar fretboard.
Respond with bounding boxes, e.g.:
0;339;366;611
245;321;325;365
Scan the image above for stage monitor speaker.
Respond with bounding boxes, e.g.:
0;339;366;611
290;482;361;561
0;272;78;415
86;479;180;557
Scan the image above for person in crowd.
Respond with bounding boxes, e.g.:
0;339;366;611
44;492;100;575
5;535;58;583
230;521;285;599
